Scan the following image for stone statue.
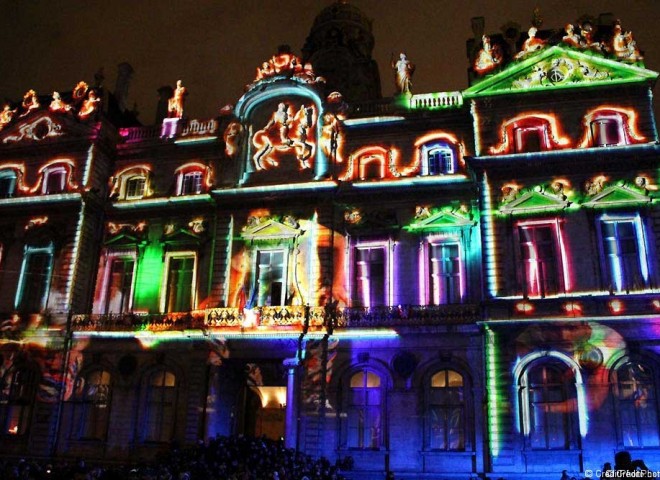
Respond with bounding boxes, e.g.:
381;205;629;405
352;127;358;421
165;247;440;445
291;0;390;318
515;27;545;59
78;90;101;120
474;35;502;75
21;90;40;116
391;52;415;94
0;105;17;131
49;92;72;113
167;80;187;118
562;24;580;48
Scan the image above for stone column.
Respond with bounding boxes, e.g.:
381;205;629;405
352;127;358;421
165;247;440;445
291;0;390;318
283;357;300;449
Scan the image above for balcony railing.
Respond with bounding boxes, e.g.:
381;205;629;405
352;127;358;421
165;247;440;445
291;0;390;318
70;304;479;333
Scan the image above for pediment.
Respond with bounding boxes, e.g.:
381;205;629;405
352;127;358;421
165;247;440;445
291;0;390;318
242;218;301;240
105;232;144;248
464;45;658;98
500;190;570;214
583;184;651;207
0;111;92;145
406;210;473;232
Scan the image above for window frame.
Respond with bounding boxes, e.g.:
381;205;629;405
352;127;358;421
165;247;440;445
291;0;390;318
421;238;464;305
42;166;67;194
351;242;392;308
516;219;570;298
0;170;17;198
421;143;456;176
252;248;289;307
598;214;650;293
72;368;113;441
426;369;468;451
590;114;625;147
14;243;54;312
0;364;39;437
160;251;197;313
123;175;147;200
140;368;178;443
100;252;137;314
178;170;204;196
342;368;385;450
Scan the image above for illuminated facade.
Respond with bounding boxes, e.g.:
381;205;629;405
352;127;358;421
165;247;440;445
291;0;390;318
0;5;659;480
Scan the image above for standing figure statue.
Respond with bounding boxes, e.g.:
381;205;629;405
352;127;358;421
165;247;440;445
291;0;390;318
168;80;187;118
391;53;415;94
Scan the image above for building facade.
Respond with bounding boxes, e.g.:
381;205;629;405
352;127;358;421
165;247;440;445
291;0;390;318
0;4;658;479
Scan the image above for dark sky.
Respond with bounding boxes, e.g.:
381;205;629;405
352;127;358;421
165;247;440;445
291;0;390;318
1;0;658;125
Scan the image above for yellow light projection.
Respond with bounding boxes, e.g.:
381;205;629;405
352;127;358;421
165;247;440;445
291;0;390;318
576;106;646;148
110;164;153;198
490;113;571;155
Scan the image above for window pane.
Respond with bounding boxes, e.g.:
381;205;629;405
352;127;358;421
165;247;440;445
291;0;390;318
45;169;65;194
519;225;559;297
256;250;286;306
601;220;645;292
125;177;146;199
165;256;194;312
0;173;16;198
355;247;386;307
18;251;52;312
181;171;202;195
104;258;134;314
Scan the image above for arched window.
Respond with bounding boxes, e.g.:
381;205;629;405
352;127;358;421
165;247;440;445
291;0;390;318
141;368;177;442
344;369;384;449
0;170;17;198
523;359;578;449
427;369;466;450
591;115;624;147
124;175;146;200
613;361;659;448
0;365;38;437
73;369;112;440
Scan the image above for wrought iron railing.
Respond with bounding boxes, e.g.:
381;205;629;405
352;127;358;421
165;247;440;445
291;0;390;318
70;304;479;333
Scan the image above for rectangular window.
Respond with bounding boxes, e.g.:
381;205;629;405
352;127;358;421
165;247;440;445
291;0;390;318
144;370;176;442
514;127;544;153
591;118;623;147
428;242;462;305
103;257;135;314
427;149;454;175
15;245;53;312
518;222;566;297
354;246;387;307
163;254;195;313
0;173;16;198
44;169;66;194
180;172;202;195
600;217;648;293
255;250;287;306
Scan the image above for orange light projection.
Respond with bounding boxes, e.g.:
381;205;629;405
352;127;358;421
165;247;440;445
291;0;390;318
576;106;646;148
490;113;571;155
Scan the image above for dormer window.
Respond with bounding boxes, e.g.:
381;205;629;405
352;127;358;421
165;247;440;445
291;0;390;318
490;114;570;155
358;154;385;180
112;166;151;201
590;116;624;147
43;166;66;194
421;143;456;175
180;171;202;195
0;170;17;198
514;123;548;153
125;176;146;199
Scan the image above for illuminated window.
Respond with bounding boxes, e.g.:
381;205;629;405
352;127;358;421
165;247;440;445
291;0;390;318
345;369;383;449
163;253;196;313
0;170;17;198
600;217;648;293
518;222;566;297
15;244;54;312
43;166;67;194
613;362;659;448
524;360;577;449
427;242;462;305
254;249;288;306
514;125;546;153
353;245;387;307
422;144;455;175
0;365;38;437
124;176;146;200
103;257;135;314
590;116;624;147
73;369;112;440
142;369;177;443
427;369;465;450
179;171;203;195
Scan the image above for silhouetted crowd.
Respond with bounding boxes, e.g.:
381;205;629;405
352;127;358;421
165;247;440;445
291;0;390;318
0;435;347;480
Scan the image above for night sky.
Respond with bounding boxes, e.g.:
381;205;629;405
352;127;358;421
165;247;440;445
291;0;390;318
1;0;658;124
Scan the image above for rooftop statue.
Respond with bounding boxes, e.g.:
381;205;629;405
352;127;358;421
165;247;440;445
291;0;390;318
515;26;545;59
562;24;581;48
474;35;502;75
78;90;101;120
49;92;72;113
0;105;17;131
610;20;643;62
21;89;40;117
391;52;415;94
168;80;187;118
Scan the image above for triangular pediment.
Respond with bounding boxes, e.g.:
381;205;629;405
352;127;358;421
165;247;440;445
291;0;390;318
0;111;93;145
406;210;473;232
464;45;658;98
242;218;301;240
500;190;570;214
583;184;651;207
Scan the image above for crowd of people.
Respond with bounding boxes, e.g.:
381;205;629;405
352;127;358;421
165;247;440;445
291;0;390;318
0;435;348;480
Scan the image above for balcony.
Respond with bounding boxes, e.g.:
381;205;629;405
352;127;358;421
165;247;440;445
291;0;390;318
70;304;480;333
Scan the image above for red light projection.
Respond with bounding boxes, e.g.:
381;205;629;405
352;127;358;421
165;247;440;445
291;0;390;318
576;106;646;148
252;102;317;171
490;113;571;155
